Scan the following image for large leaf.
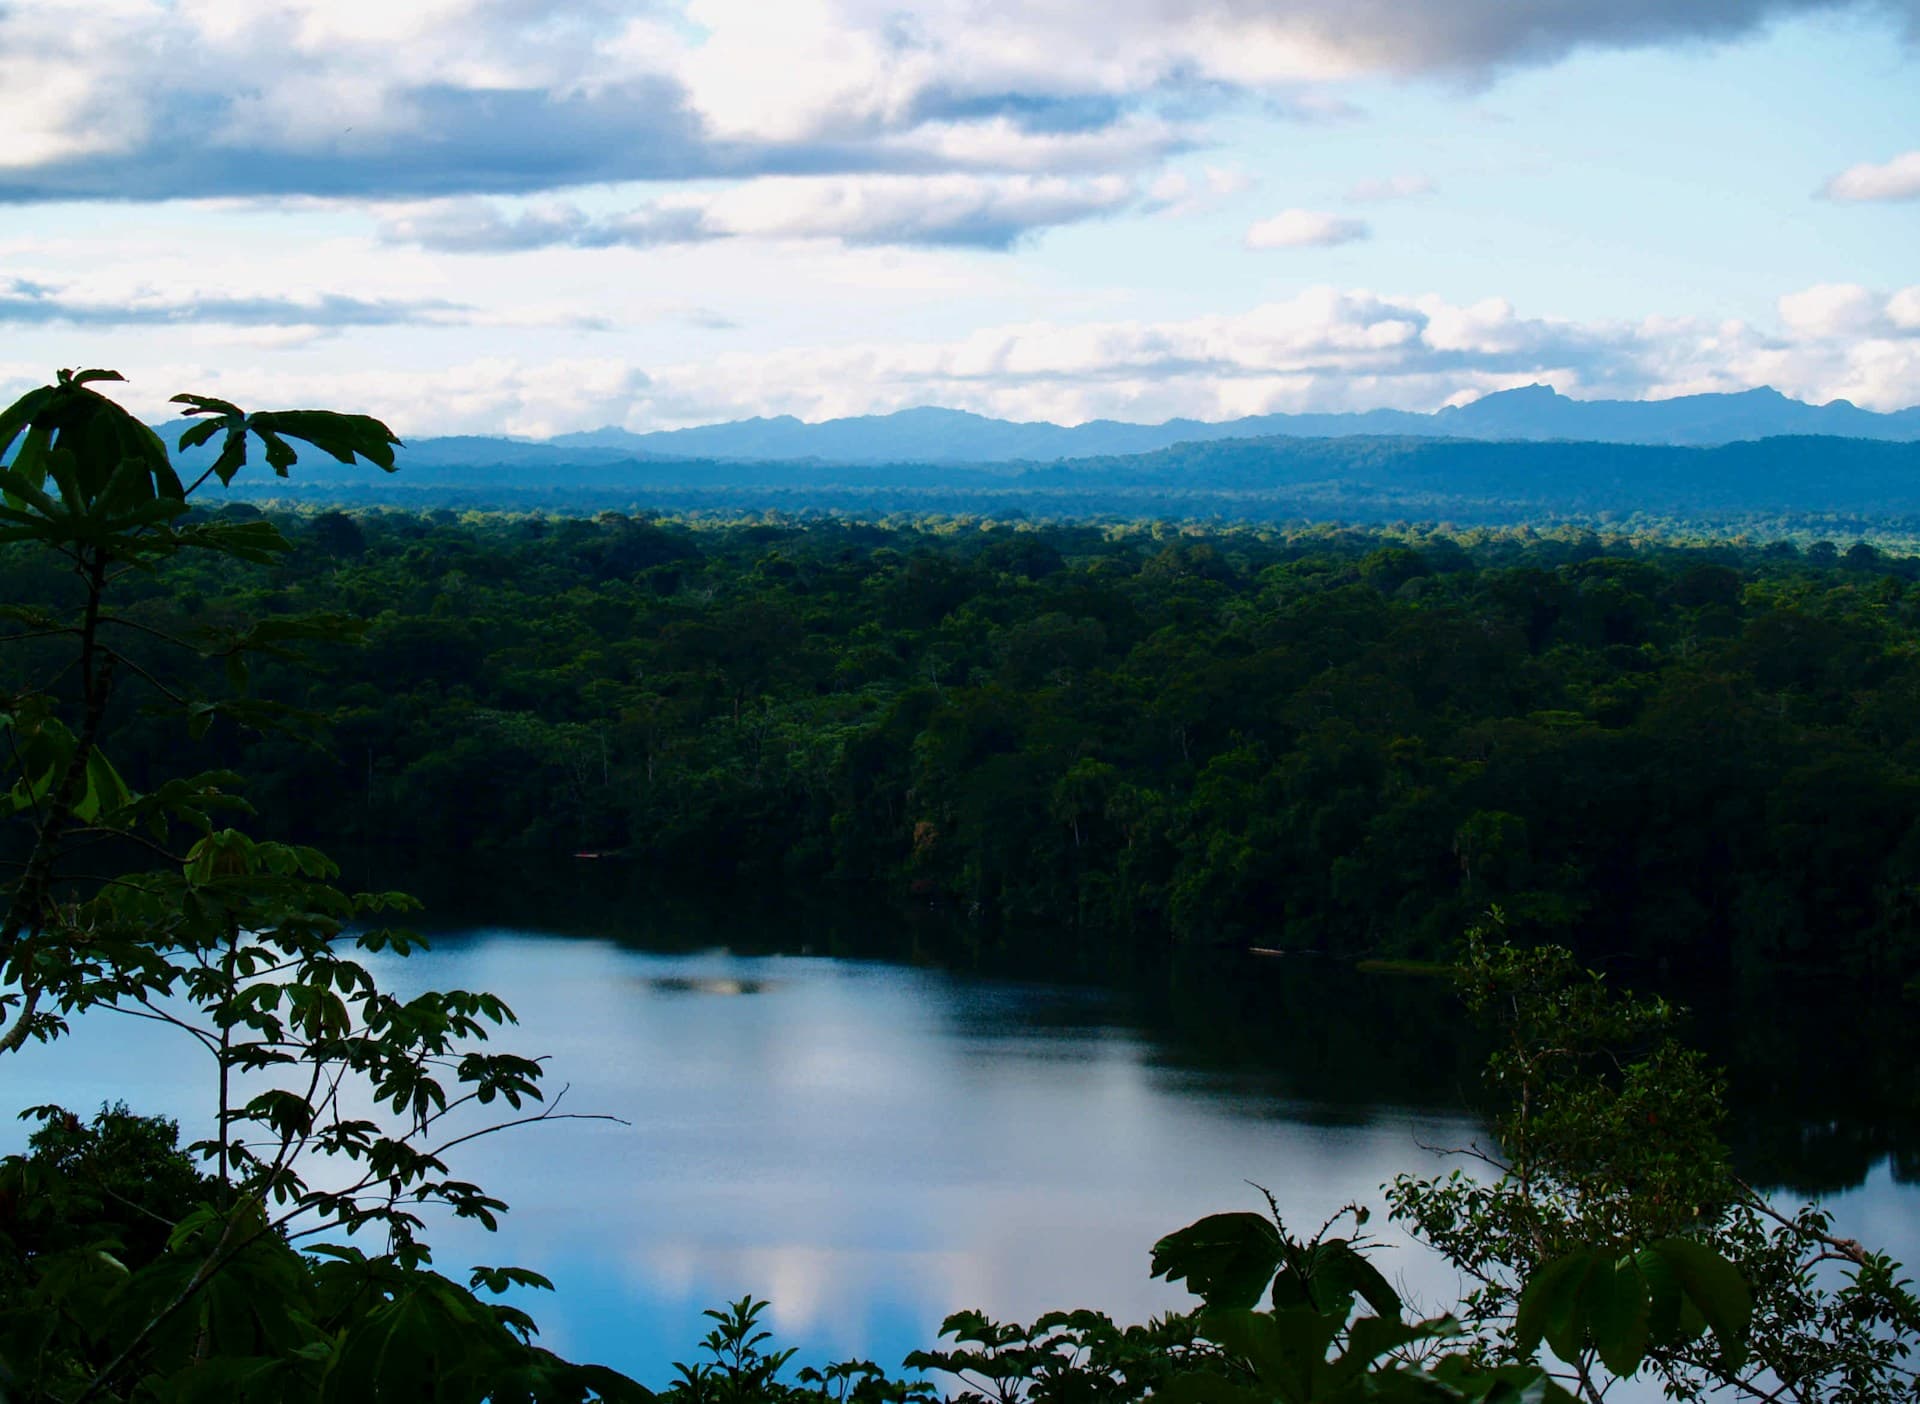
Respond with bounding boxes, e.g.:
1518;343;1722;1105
1152;1212;1285;1309
1519;1242;1747;1381
326;1275;510;1404
0;373;187;552
1582;1259;1651;1378
1514;1250;1600;1365
169;398;401;484
250;409;401;470
1277;1239;1401;1320
1154;1374;1272;1404
1427;1356;1583;1403
0;386;57;464
73;746;132;823
1642;1238;1751;1371
1197;1305;1338;1404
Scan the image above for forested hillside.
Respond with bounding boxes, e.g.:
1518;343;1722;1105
34;506;1920;995
207;432;1920;530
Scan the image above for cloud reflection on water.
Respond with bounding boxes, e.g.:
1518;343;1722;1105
9;926;1913;1393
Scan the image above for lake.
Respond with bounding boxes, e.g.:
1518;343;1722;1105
7;878;1917;1389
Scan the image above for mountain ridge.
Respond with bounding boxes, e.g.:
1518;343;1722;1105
535;384;1920;464
147;384;1920;474
199;430;1920;531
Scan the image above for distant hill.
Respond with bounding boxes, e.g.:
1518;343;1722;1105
149;385;1920;481
204;432;1920;530
537;385;1920;463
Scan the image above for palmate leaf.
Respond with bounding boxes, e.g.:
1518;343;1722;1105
0;386;58;465
73;746;132;823
151;1354;305;1404
470;1265;556;1296
0;372;191;557
1151;1212;1285;1309
1155;1374;1271;1404
1196;1305;1338;1404
252;410;401;469
1515;1251;1603;1368
1274;1239;1402;1319
64;368;127;386
1516;1241;1749;1380
0;460;62;518
1426;1356;1582;1402
1580;1259;1651;1378
1639;1237;1751;1370
170;396;401;484
325;1274;507;1404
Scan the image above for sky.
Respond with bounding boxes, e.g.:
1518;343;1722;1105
1;0;1917;437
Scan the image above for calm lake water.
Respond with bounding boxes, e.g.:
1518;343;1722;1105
8;880;1917;1389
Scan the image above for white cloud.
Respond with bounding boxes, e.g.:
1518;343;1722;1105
1246;209;1369;248
1778;282;1884;337
904;114;1193;175
0;0;1905;202
51;280;1917;437
0;282;468;329
381;174;1141;251
1890;287;1920;331
49;355;663;441
1822;150;1920;202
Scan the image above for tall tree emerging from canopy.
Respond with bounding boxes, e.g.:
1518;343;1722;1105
0;370;647;1401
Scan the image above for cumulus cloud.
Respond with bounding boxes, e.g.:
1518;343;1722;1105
74;357;666;443
69;280;1917;437
1822;150;1920;202
0;0;1906;202
380;174;1140;251
1890;287;1920;331
1246;209;1370;248
1778;283;1887;337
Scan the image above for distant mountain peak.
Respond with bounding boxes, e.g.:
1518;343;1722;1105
1476;383;1562;402
882;405;995;423
341;384;1920;473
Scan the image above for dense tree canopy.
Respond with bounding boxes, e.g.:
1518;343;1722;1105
27;507;1919;1001
0;366;1911;1400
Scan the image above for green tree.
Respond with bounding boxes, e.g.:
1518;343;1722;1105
0;370;644;1401
1390;920;1920;1402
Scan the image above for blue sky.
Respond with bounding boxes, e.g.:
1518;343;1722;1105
1;0;1915;435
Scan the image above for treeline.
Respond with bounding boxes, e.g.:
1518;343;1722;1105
36;506;1920;989
205;432;1920;528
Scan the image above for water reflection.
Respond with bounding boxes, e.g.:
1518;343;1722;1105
5;926;1479;1384
391;859;1920;1198
404;933;1486;1379
15;861;1915;1388
644;976;781;996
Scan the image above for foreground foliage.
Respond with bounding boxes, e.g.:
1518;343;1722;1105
0;370;644;1400
1390;924;1920;1401
0;370;1910;1401
653;931;1916;1404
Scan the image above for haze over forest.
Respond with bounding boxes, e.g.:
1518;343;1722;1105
183;383;1920;529
535;384;1920;463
